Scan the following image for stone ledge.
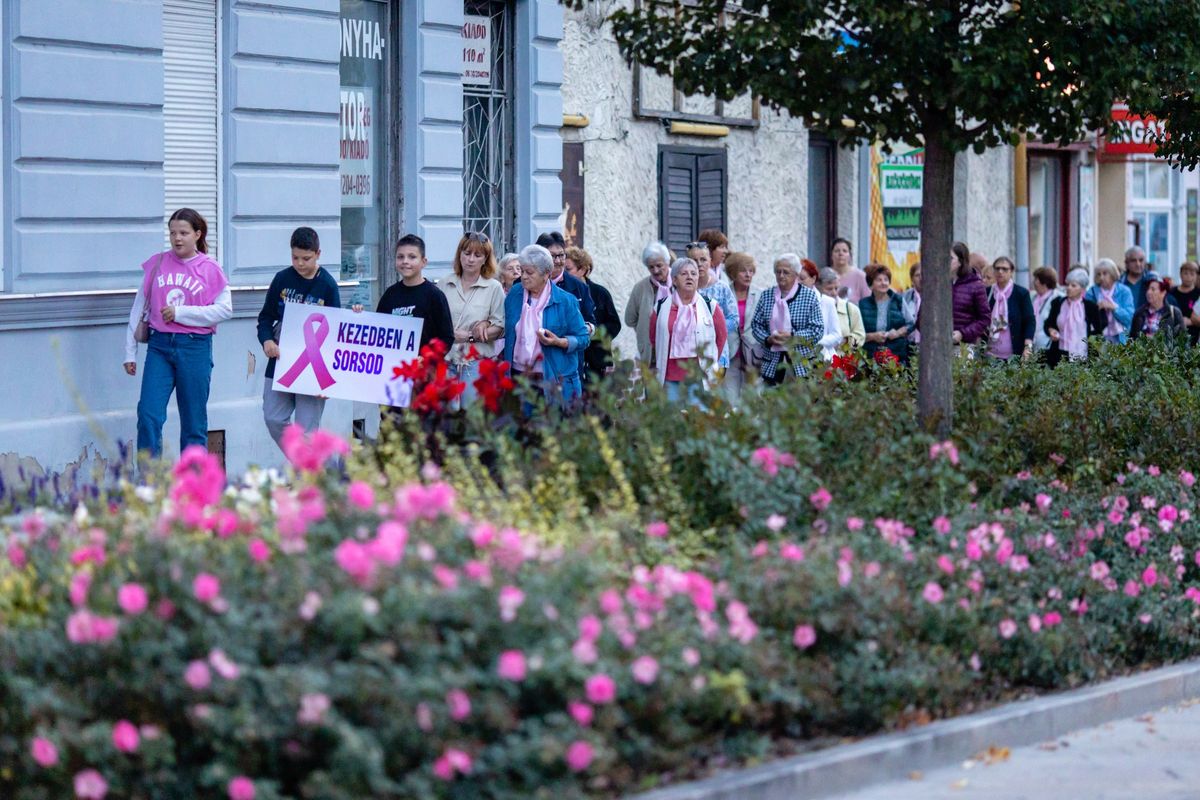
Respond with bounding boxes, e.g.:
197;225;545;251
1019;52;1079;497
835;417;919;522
629;659;1200;800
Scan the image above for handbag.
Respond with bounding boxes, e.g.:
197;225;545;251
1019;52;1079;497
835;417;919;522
133;253;165;343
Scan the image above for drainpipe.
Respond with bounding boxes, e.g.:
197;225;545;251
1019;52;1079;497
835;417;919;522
1014;136;1030;287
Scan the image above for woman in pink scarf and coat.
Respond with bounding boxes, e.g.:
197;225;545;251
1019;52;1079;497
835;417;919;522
649;257;728;403
502;244;590;408
1044;268;1105;368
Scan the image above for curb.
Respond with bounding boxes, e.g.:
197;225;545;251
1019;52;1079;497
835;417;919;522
628;659;1200;800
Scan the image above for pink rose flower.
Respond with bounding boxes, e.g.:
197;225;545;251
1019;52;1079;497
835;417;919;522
922;582;944;604
446;689;471;721
334;539;375;586
497;650;527;681
1142;563;1159;587
793;624;817;649
998;618;1018;639
227;776;256;800
184;660;212;690
432;748;472;781
117;583;148;615
631;655;659;685
569;701;594;726
112;719;140;753
1028;614;1042;633
645;521;669;538
247;539;271;563
498;585;525;622
74;769;108;799
565;740;595;772
298;692;330;725
585;673;616;704
208;649;240;681
30;737;58;767
809;487;833;512
347;480;376;509
192;573;221;603
1043;611;1063;627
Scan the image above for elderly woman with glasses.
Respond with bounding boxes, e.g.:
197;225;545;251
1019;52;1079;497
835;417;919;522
1044;268;1105;367
625;240;673;364
502;244;590;407
497;252;521;294
751;254;826;385
1084;258;1135;344
986;256;1035;361
649;257;728;402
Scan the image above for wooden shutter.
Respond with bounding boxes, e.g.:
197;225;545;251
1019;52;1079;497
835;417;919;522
163;0;219;255
696;152;727;235
659;148;728;256
660;149;696;255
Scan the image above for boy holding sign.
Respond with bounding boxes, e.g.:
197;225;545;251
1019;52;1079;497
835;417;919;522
376;234;454;349
257;227;342;449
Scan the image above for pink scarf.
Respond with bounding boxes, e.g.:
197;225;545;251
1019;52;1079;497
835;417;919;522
514;282;552;372
1099;286;1123;338
651;277;670;304
770;282;800;352
1059;297;1088;358
669;292;699;359
991;282;1012;336
1032;290;1051;318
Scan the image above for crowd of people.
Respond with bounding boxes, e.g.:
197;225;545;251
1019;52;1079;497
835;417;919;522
123;209;1199;459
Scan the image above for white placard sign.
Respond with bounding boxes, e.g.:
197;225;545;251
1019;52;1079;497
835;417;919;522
274;305;423;406
462;15;491;86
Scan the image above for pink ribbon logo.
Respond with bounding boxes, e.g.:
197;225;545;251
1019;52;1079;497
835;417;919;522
276;312;336;390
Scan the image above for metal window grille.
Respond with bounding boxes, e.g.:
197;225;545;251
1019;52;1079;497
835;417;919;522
463;0;515;252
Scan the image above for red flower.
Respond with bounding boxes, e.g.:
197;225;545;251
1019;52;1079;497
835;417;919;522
474;359;516;413
393;340;465;415
825;353;858;380
873;347;900;366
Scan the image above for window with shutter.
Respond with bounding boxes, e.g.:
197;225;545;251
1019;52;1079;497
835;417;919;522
808;135;836;265
163;0;219;256
658;146;727;256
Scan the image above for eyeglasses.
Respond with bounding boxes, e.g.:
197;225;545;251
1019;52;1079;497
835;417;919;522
551;252;566;261
465;232;490;243
685;241;709;250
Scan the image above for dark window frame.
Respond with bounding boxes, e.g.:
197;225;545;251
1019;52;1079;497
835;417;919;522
808;133;838;265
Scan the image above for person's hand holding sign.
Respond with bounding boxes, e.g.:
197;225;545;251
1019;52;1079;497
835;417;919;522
263;340;281;359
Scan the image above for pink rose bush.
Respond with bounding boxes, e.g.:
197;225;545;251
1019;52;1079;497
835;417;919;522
4;425;1200;798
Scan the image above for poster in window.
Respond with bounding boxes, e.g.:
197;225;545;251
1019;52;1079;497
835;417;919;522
868;143;923;290
462;15;492;87
340;86;375;209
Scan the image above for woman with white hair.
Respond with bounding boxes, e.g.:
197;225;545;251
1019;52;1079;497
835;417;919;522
1044;268;1105;367
625;240;673;364
502;244;590;407
648;257;728;402
751;254;826;385
1084;258;1134;344
498;252;521;294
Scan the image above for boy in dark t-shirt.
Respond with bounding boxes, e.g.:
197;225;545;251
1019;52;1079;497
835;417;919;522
257;226;341;450
376;234;454;349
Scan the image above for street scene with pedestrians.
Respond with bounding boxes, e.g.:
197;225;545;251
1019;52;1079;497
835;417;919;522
6;1;1200;798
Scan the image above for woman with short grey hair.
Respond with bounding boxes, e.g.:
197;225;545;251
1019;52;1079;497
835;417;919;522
649;257;728;401
1044;268;1105;367
1084;258;1134;344
498;252;521;294
625;240;674;364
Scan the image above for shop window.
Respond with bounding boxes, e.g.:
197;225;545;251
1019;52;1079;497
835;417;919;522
463;0;515;251
1029;153;1069;275
164;0;219;255
658;146;727;256
340;0;389;308
808;135;836;265
1130;161;1174;272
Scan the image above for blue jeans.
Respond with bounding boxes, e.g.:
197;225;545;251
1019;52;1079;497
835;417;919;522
515;371;582;416
449;360;480;409
665;380;704;407
136;331;213;457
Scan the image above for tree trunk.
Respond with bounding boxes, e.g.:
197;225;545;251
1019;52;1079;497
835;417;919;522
916;122;957;436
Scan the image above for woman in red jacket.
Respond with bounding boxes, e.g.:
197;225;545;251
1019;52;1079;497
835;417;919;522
950;241;991;349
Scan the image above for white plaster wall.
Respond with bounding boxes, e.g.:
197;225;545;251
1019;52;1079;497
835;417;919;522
955;146;1016;262
561;7;811;359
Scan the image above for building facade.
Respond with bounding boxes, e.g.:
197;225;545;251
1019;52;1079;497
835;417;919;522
0;0;563;479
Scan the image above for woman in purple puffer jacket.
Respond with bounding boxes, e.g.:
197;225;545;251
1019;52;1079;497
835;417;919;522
950;241;991;346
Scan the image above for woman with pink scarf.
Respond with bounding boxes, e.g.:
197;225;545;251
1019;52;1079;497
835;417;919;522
501;245;590;408
986;256;1035;361
1044;269;1105;368
1083;259;1134;345
649;257;728;403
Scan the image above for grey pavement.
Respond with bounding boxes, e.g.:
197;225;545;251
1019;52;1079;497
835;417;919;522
833;698;1200;800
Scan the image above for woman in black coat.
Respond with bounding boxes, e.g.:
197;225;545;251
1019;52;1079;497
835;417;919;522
1130;276;1186;340
986;257;1036;360
1044;268;1105;368
566;246;622;381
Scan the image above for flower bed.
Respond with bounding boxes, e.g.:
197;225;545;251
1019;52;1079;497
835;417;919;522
4;418;1200;798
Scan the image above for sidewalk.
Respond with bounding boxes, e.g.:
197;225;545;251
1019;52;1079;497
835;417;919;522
832;698;1200;800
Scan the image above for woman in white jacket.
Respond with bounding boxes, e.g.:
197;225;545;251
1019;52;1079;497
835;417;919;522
1031;265;1065;355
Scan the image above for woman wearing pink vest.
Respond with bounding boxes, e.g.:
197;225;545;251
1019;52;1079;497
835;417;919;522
124;209;232;458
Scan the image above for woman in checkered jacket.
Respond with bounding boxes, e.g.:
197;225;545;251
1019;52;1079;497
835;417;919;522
750;254;826;385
